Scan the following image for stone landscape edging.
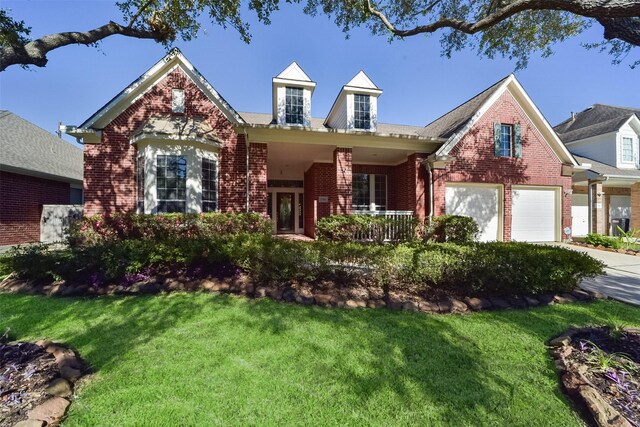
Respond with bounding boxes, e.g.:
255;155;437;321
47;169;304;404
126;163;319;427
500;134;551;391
12;340;86;427
549;328;637;427
0;273;607;315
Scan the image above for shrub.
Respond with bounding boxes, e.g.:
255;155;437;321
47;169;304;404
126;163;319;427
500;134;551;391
585;233;621;249
388;242;605;296
3;232;604;298
423;215;479;243
3;244;74;281
316;214;416;243
68;212;272;247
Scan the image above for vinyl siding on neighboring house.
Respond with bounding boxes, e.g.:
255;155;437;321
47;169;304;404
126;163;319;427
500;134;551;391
617;122;640;169
565;132;618;168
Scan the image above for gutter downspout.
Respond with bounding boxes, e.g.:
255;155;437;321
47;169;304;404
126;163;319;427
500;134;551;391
587;181;593;234
426;160;434;219
244;127;250;213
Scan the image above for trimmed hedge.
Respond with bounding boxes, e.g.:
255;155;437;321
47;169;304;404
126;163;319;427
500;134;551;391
68;212;272;247
3;236;605;298
423;215;479;243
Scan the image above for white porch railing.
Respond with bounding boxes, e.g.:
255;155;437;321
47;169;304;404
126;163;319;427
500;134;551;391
353;210;415;242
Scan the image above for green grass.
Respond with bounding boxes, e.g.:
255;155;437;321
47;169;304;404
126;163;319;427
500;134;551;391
1;293;638;426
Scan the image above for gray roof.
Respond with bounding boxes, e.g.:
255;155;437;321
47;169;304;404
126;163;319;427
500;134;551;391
420;76;510;139
0;110;83;183
574;155;640;179
554;104;640;143
238;111;426;137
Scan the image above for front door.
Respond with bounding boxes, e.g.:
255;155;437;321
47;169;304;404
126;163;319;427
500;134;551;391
277;192;295;233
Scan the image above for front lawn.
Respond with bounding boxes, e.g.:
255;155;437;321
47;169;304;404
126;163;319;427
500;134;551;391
1;293;638;426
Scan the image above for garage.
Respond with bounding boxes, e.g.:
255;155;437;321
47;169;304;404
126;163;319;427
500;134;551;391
511;187;559;242
445;184;501;241
571;194;589;237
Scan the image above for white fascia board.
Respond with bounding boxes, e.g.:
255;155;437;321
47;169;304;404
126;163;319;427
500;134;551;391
342;86;383;96
80;49;244;130
435;76;512;157
272;77;317;93
436;74;579;166
621;114;640;134
62;125;102;144
239;124;442;152
508;77;578;166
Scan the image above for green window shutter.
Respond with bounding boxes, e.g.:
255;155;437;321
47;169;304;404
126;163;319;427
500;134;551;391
493;122;501;157
514;124;522;158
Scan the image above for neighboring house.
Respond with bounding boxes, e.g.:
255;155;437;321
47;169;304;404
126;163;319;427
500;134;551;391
554;104;640;236
64;48;579;242
0;111;83;245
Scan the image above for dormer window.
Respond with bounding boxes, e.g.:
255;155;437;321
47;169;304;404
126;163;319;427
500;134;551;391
354;94;371;130
622;137;634;162
172;89;185;113
285;87;304;125
325;71;381;131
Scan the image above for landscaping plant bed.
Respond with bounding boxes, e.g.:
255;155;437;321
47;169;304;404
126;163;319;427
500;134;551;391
0;272;603;315
572;241;640;257
0;338;85;427
550;327;640;427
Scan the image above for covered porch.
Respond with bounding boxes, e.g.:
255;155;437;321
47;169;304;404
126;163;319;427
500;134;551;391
249;127;439;237
571;155;640;237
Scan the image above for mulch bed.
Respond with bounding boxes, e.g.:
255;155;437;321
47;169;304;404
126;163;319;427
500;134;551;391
0;271;604;315
572;241;640;257
0;338;86;427
550;327;640;427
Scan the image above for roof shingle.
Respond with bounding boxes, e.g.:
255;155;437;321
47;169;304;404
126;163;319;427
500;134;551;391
0;110;83;182
420;76;509;139
554;104;640;143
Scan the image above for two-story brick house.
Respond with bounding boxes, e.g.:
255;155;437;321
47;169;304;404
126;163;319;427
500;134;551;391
555;105;640;236
64;48;580;241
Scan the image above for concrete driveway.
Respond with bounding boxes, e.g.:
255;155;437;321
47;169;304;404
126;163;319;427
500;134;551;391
559;243;640;306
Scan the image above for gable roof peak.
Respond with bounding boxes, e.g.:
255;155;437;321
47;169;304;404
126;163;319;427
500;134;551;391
69;49;244;133
345;70;380;90
274;61;314;82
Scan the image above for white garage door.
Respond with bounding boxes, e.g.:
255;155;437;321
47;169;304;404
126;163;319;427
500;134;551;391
445;185;500;241
571;194;589;237
511;187;558;242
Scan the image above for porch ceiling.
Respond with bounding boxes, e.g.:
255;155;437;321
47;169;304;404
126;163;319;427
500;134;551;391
266;141;422;180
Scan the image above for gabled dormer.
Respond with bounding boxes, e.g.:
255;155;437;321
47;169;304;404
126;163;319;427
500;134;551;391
325;71;382;131
272;62;316;127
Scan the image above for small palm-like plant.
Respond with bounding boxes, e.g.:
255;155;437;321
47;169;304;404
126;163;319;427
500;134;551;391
616;226;640;250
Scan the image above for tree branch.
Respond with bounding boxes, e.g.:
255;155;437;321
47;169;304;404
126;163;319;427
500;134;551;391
128;0;157;27
599;17;640;46
0;21;164;71
366;0;640;38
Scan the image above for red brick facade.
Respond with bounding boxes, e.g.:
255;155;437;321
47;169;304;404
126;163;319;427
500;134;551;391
84;68;247;216
333;148;352;215
80;61;569;242
0;171;70;245
303;163;333;237
431;91;572;241
249;143;268;214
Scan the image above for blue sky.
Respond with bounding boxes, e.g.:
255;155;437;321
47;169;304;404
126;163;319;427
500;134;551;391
1;0;638;146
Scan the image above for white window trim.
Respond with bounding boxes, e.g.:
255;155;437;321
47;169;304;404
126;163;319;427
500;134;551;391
352;173;387;212
137;140;219;214
620;135;636;165
172;88;185;113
